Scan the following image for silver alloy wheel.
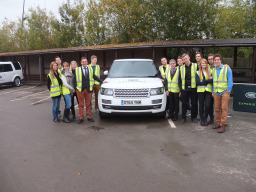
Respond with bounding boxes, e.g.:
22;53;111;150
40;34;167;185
14;77;21;87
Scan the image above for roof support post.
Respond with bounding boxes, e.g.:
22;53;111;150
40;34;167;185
201;47;204;57
85;52;88;59
79;52;82;62
233;47;237;68
252;47;256;83
233;47;237;79
131;49;135;58
103;51;106;68
27;56;30;81
115;50;118;60
39;54;43;85
23;56;27;81
152;47;156;63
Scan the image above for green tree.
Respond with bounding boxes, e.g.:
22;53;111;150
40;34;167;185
54;0;85;47
155;0;220;40
213;0;255;38
102;0;156;43
84;0;109;45
0;19;27;52
26;7;57;50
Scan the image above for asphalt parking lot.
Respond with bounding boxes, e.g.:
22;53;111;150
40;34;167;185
0;85;256;192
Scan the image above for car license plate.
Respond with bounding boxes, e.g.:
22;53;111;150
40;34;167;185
121;100;141;105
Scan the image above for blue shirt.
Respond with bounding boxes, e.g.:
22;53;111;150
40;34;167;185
171;67;177;74
213;64;233;95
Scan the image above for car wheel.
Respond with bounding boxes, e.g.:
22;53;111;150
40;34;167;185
157;111;166;119
13;77;21;87
99;111;110;119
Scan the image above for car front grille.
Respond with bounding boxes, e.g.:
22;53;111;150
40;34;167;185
114;89;149;98
102;104;162;110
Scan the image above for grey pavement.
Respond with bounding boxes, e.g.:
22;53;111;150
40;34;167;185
0;85;256;192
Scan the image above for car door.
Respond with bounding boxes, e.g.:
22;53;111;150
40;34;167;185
0;64;14;83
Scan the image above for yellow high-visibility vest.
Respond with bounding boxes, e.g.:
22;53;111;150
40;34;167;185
89;64;100;85
159;65;170;79
75;66;94;92
166;68;180;93
196;71;212;93
180;63;197;90
213;66;228;93
48;73;61;97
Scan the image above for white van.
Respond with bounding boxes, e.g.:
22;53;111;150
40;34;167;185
0;61;24;87
98;59;166;118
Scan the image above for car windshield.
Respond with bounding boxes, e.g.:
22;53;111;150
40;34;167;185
108;60;157;78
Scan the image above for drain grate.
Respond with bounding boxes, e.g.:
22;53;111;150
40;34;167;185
89;125;104;131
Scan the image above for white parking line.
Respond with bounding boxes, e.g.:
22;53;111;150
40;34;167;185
0;86;36;96
168;119;177;128
30;96;51;105
10;90;48;101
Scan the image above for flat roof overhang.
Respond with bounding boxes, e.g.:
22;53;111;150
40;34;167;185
0;38;256;57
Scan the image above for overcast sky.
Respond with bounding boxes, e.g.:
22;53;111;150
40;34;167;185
0;0;67;25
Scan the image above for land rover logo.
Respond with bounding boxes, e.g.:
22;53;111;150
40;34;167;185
245;92;256;99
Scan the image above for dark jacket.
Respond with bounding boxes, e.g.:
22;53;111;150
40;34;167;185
73;66;103;93
196;72;213;86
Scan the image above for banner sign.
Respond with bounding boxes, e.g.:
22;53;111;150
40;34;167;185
233;83;256;113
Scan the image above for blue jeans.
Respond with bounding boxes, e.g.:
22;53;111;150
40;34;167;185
63;94;71;109
52;96;61;119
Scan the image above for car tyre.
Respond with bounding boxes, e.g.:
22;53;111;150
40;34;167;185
13;77;21;87
99;111;110;119
157;111;166;119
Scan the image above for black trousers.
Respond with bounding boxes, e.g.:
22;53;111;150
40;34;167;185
181;88;198;120
71;92;79;117
166;95;170;110
209;96;214;118
168;92;179;118
198;91;212;120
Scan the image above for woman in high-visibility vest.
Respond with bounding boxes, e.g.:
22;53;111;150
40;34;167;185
196;59;213;126
47;62;62;123
61;62;75;123
70;60;79;121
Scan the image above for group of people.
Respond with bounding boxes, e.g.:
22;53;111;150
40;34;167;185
162;52;233;133
47;55;106;124
47;52;233;133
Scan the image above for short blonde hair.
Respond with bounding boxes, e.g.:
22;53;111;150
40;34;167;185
91;55;97;60
62;62;69;67
70;60;78;70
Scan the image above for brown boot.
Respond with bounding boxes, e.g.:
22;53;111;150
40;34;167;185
212;124;220;129
218;126;225;133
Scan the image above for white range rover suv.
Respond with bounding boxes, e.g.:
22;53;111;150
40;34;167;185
98;59;166;118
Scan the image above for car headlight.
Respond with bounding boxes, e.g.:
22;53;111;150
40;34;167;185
100;88;114;96
150;87;164;95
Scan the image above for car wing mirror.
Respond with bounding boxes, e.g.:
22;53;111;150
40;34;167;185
104;70;108;76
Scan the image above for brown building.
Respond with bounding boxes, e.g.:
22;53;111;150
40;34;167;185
0;38;255;84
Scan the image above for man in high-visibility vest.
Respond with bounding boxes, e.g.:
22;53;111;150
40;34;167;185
159;57;170;111
164;59;180;121
195;51;202;65
89;55;101;113
212;54;233;133
208;53;215;69
159;57;170;80
177;56;183;68
54;56;63;118
55;56;63;73
178;53;199;123
73;57;107;124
